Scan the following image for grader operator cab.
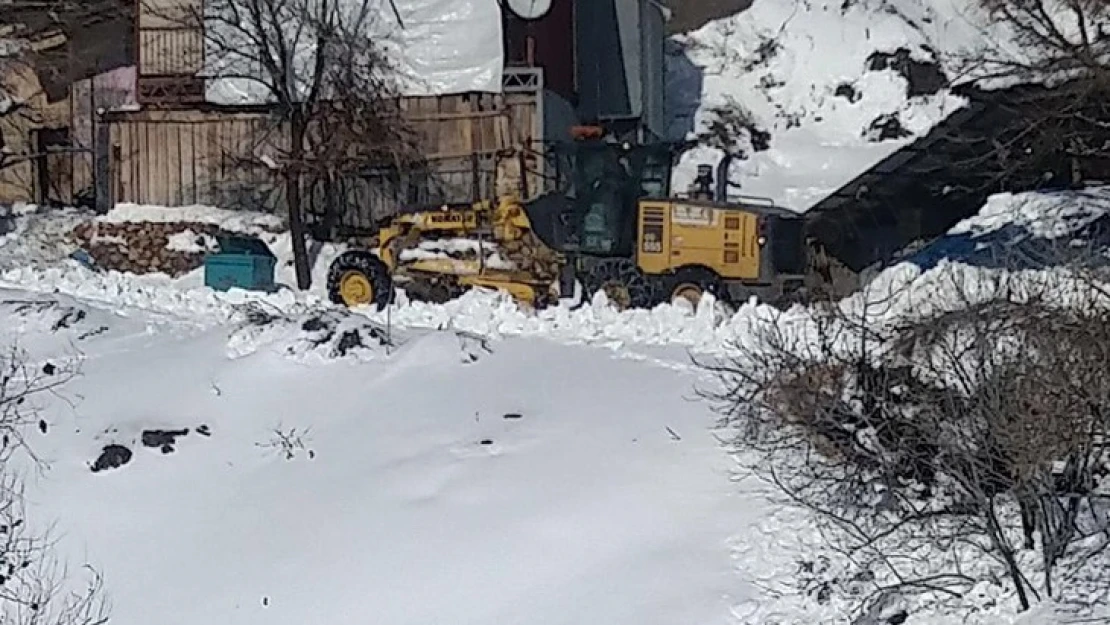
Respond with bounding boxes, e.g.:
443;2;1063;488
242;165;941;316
326;127;808;311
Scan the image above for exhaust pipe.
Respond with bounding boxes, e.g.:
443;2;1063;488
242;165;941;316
715;153;738;203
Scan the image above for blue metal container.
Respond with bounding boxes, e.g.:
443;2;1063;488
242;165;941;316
203;235;277;292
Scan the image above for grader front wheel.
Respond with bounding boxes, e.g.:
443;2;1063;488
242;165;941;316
582;259;658;311
327;251;394;310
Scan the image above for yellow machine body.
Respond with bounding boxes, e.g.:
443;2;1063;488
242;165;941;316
635;199;763;280
326;134;807;311
373;196;562;309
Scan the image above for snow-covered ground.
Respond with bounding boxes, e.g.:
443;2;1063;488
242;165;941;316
0;189;1108;623
669;0;1004;210
6;294;758;625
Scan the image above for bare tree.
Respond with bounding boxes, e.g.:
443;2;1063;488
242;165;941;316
150;0;418;289
698;240;1110;618
0;345;107;625
969;1;1110;87
0;27;52;175
917;1;1110;195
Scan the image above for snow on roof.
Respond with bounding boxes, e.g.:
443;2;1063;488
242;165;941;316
205;0;503;105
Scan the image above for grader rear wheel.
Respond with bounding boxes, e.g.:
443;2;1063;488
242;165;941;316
327;251;394;310
668;267;724;309
582;258;658;311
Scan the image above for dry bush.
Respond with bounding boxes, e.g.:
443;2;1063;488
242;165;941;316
699;257;1110;617
0;346;107;625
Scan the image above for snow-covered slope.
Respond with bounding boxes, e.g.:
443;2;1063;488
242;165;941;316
8;291;756;625
668;0;999;210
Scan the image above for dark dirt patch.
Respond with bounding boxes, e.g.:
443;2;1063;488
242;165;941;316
236;307;394;360
866;48;948;98
865;114;913;142
2;300;89;333
91;445;132;473
196;424;212;437
141;428;190;454
296;311;391;358
835;82;862;103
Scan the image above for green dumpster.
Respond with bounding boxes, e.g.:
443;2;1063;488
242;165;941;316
203;235;277;292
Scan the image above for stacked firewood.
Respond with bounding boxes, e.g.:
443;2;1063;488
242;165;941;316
69;221;232;277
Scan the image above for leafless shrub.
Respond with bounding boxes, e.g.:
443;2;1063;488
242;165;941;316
698;245;1110;617
967;1;1110;88
923;1;1110;194
0;345;107;625
256;426;314;461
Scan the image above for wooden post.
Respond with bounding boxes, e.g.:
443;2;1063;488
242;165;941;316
518;149;529;198
470;152;482;202
94;112;112;214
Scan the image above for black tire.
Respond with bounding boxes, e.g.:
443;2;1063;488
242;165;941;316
327;251;394;311
667;267;724;308
581;258;658;310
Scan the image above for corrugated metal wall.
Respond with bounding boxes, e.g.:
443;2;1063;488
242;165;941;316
574;0;667;139
639;0;667;139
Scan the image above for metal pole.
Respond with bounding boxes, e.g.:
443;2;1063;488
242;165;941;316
386;297;392;356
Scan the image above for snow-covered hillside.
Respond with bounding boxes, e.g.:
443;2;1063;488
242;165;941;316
669;0;1002;210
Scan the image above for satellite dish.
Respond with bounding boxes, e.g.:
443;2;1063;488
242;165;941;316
505;0;552;20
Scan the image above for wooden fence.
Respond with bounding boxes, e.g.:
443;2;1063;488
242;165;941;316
104;90;542;233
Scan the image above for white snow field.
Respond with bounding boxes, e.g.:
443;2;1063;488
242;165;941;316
5;297;752;625
1;188;1109;624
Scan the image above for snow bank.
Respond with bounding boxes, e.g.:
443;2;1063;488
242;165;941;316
949;187;1110;240
3;189;1107;363
98;203;284;233
0;204;88;271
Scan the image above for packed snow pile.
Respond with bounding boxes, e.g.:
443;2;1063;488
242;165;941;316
949;189;1110;240
904;187;1110;271
0;204;89;271
3;189;1109;359
668;0;1000;210
226;305;400;362
96;203;285;232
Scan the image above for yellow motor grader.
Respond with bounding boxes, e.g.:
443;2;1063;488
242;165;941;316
326;127;809;311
